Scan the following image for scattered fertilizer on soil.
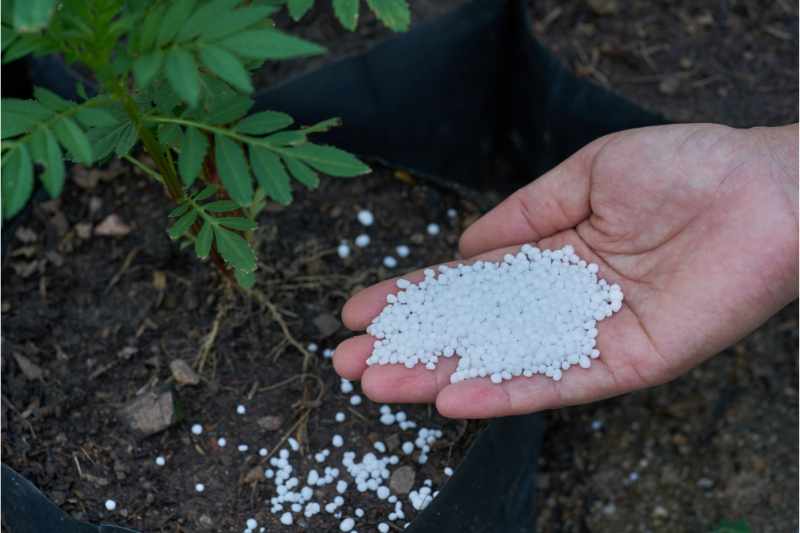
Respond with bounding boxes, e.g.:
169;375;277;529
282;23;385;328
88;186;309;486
366;245;623;383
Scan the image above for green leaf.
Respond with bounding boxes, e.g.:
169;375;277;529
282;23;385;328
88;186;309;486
332;0;359;30
75;104;122;128
168;208;199;240
215;134;253;206
38;128;64;198
53;117;92;164
157;0;197;46
206;95;253;125
12;0;56;32
366;0;410;31
2;25;18;51
139;3;167;51
179;127;208;187
300;117;342;134
133;51;164;89
287;143;370;176
1;33;47;63
75;82;88;101
284;157;319;189
158;123;183;148
202;199;239;212
194;220;213;258
234;268;255;288
193;184;218;201
165;47;201;108
218;217;257;230
288;0;314;21
265;130;306;146
199;45;253;93
214;225;256;272
33;86;69;111
168;202;191;218
177;0;242;42
249;145;292;205
2;142;33;218
710;520;751;533
235;110;293;135
1;98;51;138
114;123;138;157
204;5;277;41
219;29;325;60
87;122;130;162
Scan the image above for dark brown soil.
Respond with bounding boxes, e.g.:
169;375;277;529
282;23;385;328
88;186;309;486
1;162;477;531
528;0;799;127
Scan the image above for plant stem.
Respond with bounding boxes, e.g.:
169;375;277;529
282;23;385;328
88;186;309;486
122;154;164;184
117;90;184;201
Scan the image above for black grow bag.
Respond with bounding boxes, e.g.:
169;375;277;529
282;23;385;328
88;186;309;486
5;1;666;531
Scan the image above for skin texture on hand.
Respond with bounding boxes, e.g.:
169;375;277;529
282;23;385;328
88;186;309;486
334;123;799;419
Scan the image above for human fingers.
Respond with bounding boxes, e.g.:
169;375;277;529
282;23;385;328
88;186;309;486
457;135;614;259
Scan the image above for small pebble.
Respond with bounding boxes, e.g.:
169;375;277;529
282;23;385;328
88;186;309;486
195;483;205;493
104;499;117;511
357;210;374;226
337;243;351;258
355;234;371;247
426;223;440;236
383;256;398;269
236;404;246;415
191;424;203;435
155;456;166;466
396;245;410;258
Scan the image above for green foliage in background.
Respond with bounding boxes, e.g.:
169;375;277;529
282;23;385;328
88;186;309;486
1;0;409;286
709;519;751;533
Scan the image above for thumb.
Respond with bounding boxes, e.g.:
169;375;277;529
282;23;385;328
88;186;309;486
458;135;611;258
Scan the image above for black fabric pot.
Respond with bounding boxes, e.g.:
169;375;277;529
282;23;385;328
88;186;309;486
6;1;666;531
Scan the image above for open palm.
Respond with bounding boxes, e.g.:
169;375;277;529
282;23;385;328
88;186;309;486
334;123;798;418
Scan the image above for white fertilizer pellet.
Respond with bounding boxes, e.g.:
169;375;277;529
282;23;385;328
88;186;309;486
357;210;374;226
335;412;346;422
246;518;258;530
426;223;440;236
307;342;319;353
339;517;355;531
191;424;203;435
396;245;410;258
238;444;249;453
446;208;457;219
444;466;454;476
337;243;351;258
280;512;293;525
217;437;227;448
259;448;268;457
104;499;117;511
195;483;205;493
383;256;398;269
340;379;354;394
236;404;246;415
366;245;623;383
155;456;165;466
332;435;344;447
355;234;371;247
350;394;362;406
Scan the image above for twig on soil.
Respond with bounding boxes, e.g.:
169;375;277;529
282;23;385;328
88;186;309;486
268;337;290;362
105;247;140;294
195;285;234;373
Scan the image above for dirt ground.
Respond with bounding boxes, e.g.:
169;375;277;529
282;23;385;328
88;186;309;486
2;1;798;532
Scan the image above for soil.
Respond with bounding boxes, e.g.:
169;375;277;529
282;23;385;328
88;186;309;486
528;0;799;127
1;162;477;532
3;1;798;533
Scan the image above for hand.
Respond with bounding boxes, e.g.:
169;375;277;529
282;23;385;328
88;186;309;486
334;123;798;418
